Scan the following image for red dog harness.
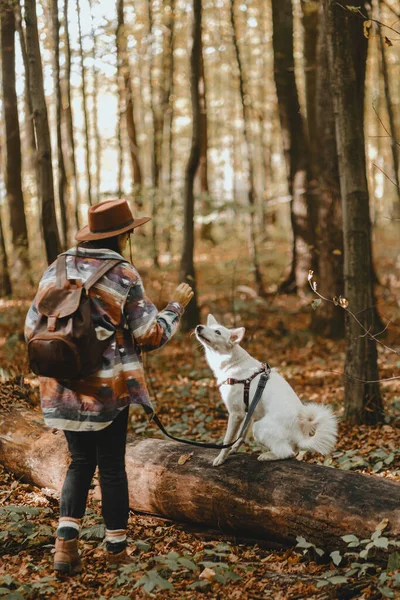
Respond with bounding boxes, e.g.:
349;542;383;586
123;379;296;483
219;362;272;412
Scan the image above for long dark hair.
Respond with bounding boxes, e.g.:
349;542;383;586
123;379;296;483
78;236;120;253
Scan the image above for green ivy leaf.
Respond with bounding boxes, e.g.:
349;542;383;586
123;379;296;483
327;575;348;584
134;570;173;593
178;557;198;571
378;587;395;598
387;551;400;571
330;551;342;566
311;299;322;311
296;536;313;549
374;537;389;549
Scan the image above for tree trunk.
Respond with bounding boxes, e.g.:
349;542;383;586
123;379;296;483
164;0;176;257
51;0;68;249
1;2;31;277
88;0;101;203
0;214;12;296
63;0;80;231
230;0;265;296
1;404;400;551
323;0;383;425
24;0;61;264
15;3;38;195
198;30;214;244
272;0;314;293
116;0;142;204
148;0;160;267
179;0;201;332
76;0;92;207
376;0;400;218
308;1;344;338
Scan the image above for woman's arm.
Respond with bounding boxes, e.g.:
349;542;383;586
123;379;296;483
123;277;185;352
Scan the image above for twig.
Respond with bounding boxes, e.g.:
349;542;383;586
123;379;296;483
322;369;400;384
308;272;400;357
336;2;400;36
372;104;400;148
373;163;400;190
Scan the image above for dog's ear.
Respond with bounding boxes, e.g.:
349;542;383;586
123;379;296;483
229;327;245;344
207;314;218;326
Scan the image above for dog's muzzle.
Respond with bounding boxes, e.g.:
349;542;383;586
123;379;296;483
195;325;208;343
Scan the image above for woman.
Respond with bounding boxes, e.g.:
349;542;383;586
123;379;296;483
25;199;193;574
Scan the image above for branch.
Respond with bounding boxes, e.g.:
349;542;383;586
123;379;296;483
372;104;400;148
373;163;400;190
308;271;400;357
336;2;400;37
322;369;400;384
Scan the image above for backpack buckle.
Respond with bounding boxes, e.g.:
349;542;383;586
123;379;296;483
48;314;59;332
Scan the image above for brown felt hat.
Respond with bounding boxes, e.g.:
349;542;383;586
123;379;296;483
75;199;151;242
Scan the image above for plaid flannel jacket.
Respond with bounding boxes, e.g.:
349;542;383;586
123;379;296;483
24;247;184;431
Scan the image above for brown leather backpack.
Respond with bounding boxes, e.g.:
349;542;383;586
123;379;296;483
28;255;121;380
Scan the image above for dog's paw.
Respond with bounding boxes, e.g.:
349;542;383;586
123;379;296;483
258;451;277;462
212;455;226;467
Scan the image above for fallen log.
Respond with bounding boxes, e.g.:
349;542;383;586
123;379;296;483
0;403;399;551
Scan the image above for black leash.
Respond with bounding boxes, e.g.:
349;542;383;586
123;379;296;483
146;365;271;450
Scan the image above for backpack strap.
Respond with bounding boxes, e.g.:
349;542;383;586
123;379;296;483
55;255;121;291
83;259;122;291
56;254;67;289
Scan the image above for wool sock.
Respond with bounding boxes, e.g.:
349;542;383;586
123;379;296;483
105;529;127;554
56;517;80;540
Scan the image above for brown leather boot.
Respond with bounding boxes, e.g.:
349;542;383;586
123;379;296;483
54;537;82;576
107;548;135;568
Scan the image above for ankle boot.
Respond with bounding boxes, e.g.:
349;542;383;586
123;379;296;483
54;537;82;575
107;548;135;568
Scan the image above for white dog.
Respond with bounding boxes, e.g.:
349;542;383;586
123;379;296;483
195;314;338;467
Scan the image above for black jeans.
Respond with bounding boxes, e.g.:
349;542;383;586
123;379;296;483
60;407;129;531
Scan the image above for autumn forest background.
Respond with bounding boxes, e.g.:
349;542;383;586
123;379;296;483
0;0;399;598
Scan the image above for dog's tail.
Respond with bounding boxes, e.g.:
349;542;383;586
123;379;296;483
297;403;338;455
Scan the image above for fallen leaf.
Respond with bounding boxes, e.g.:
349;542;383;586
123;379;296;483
363;19;372;38
199;567;216;581
178;452;194;465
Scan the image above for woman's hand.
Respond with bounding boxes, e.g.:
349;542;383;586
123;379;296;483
172;283;194;308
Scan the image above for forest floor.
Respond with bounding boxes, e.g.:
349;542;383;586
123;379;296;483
0;228;399;599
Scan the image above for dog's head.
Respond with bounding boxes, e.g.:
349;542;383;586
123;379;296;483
195;314;245;355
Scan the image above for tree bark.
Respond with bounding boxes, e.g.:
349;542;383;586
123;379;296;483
63;0;80;230
376;0;400;218
1;404;400;551
164;0;176;257
24;0;61;264
88;0;101;204
179;0;201;332
51;0;68;249
76;0;92;207
83;0;101;204
0;214;12;296
323;0;383;424
230;0;265;296
116;0;142;204
308;1;344;338
271;0;315;293
15;2;38;196
147;0;160;267
1;2;31;277
198;29;214;244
